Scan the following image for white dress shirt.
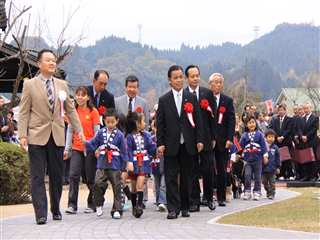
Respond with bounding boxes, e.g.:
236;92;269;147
188;86;199;100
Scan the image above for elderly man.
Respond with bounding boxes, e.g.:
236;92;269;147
208;73;235;207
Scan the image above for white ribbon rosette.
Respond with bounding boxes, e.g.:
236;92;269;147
58;90;67;117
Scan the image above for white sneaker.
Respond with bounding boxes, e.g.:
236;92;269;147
279;177;284;180
289;177;295;181
112;211;121;219
253;192;261;201
243;192;251;200
65;206;77;214
84;208;95;214
158;203;166;212
96;206;103;217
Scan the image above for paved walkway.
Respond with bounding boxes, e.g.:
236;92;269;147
1;188;319;240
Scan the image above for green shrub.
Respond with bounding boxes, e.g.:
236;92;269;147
0;142;31;205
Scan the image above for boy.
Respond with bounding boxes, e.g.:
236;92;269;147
262;129;281;200
86;108;129;219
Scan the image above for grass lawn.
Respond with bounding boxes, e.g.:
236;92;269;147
218;188;320;233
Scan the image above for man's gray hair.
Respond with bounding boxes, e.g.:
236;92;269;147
208;73;224;83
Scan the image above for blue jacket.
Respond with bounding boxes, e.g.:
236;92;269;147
240;130;267;162
263;143;281;173
86;127;128;170
127;131;157;175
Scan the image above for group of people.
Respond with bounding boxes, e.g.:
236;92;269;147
16;48;319;225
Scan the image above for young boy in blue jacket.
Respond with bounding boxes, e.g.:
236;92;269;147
86;108;129;219
262;129;281;200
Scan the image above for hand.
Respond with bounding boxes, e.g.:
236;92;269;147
157;145;165;157
78;132;86;143
63;150;69;160
302;136;307;142
277;136;284;143
276;168;280;175
1;126;9;132
263;156;269;165
20;137;28;151
225;140;233;149
197;143;204;152
127;162;134;172
212;140;216;149
95;149;100;158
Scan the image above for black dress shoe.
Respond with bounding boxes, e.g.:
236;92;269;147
218;201;226;207
208;201;216;211
52;213;62;220
36;217;47;225
189;205;200;212
167;211;178;219
181;210;190;217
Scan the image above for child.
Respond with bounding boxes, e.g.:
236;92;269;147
240;116;268;201
65;86;100;214
126;111;156;218
150;119;167;211
86;108;128;219
263;129;281;200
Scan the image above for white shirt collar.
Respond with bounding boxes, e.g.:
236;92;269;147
188;86;199;98
172;88;183;96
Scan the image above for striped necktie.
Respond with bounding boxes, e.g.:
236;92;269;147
45;79;55;112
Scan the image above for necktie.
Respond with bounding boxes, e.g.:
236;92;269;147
128;97;133;113
192;90;197;100
176;93;182;116
45;79;54;113
280;117;283;129
94;94;99;107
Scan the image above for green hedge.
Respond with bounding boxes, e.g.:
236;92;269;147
0;142;31;205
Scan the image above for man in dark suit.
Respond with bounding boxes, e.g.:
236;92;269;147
208;73;235;207
185;65;216;212
157;65;204;219
88;70;115;111
269;104;294;180
300;102;319;181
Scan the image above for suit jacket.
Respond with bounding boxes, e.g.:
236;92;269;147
186;86;216;151
87;85;115;110
156;89;204;156
115;94;150;127
18;75;82;146
302;113;319;148
269;115;293;147
210;93;235;151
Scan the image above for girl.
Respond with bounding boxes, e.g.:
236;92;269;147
64;86;100;214
126;111;156;218
239;116;268;201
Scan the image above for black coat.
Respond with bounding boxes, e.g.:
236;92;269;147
210;93;235;151
186;86;216;151
87;85;115;109
156;89;204;156
269;115;293;147
302;114;319;148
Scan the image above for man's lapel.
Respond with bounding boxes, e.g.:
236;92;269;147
168;91;180;120
35;76;50;110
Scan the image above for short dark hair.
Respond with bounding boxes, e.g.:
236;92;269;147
244;115;258;132
185;65;200;77
278;104;287;110
74;86;94;111
37;49;56;62
125;75;139;87
94;70;110;80
104;108;118;119
168;65;184;78
126;111;144;135
265;129;277;138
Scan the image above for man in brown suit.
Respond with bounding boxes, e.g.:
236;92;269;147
18;49;84;225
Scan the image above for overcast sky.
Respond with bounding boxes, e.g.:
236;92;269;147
13;0;320;49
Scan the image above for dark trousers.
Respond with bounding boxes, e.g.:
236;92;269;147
244;160;262;193
190;150;214;206
214;149;228;202
62;158;70;184
68;150;96;210
94;169;122;213
28;135;64;220
279;160;295;179
262;172;276;197
164;144;194;213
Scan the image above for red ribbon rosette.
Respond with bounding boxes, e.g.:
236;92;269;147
218;106;226;124
200;99;214;118
106;150;113;163
98;106;106;115
136;152;144;167
135;106;143;113
184;102;195;128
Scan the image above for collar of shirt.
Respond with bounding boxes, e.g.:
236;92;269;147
306;113;312;120
172;88;183;97
188;86;199;99
127;95;136;107
214;93;220;106
39;73;53;84
93;88;100;98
